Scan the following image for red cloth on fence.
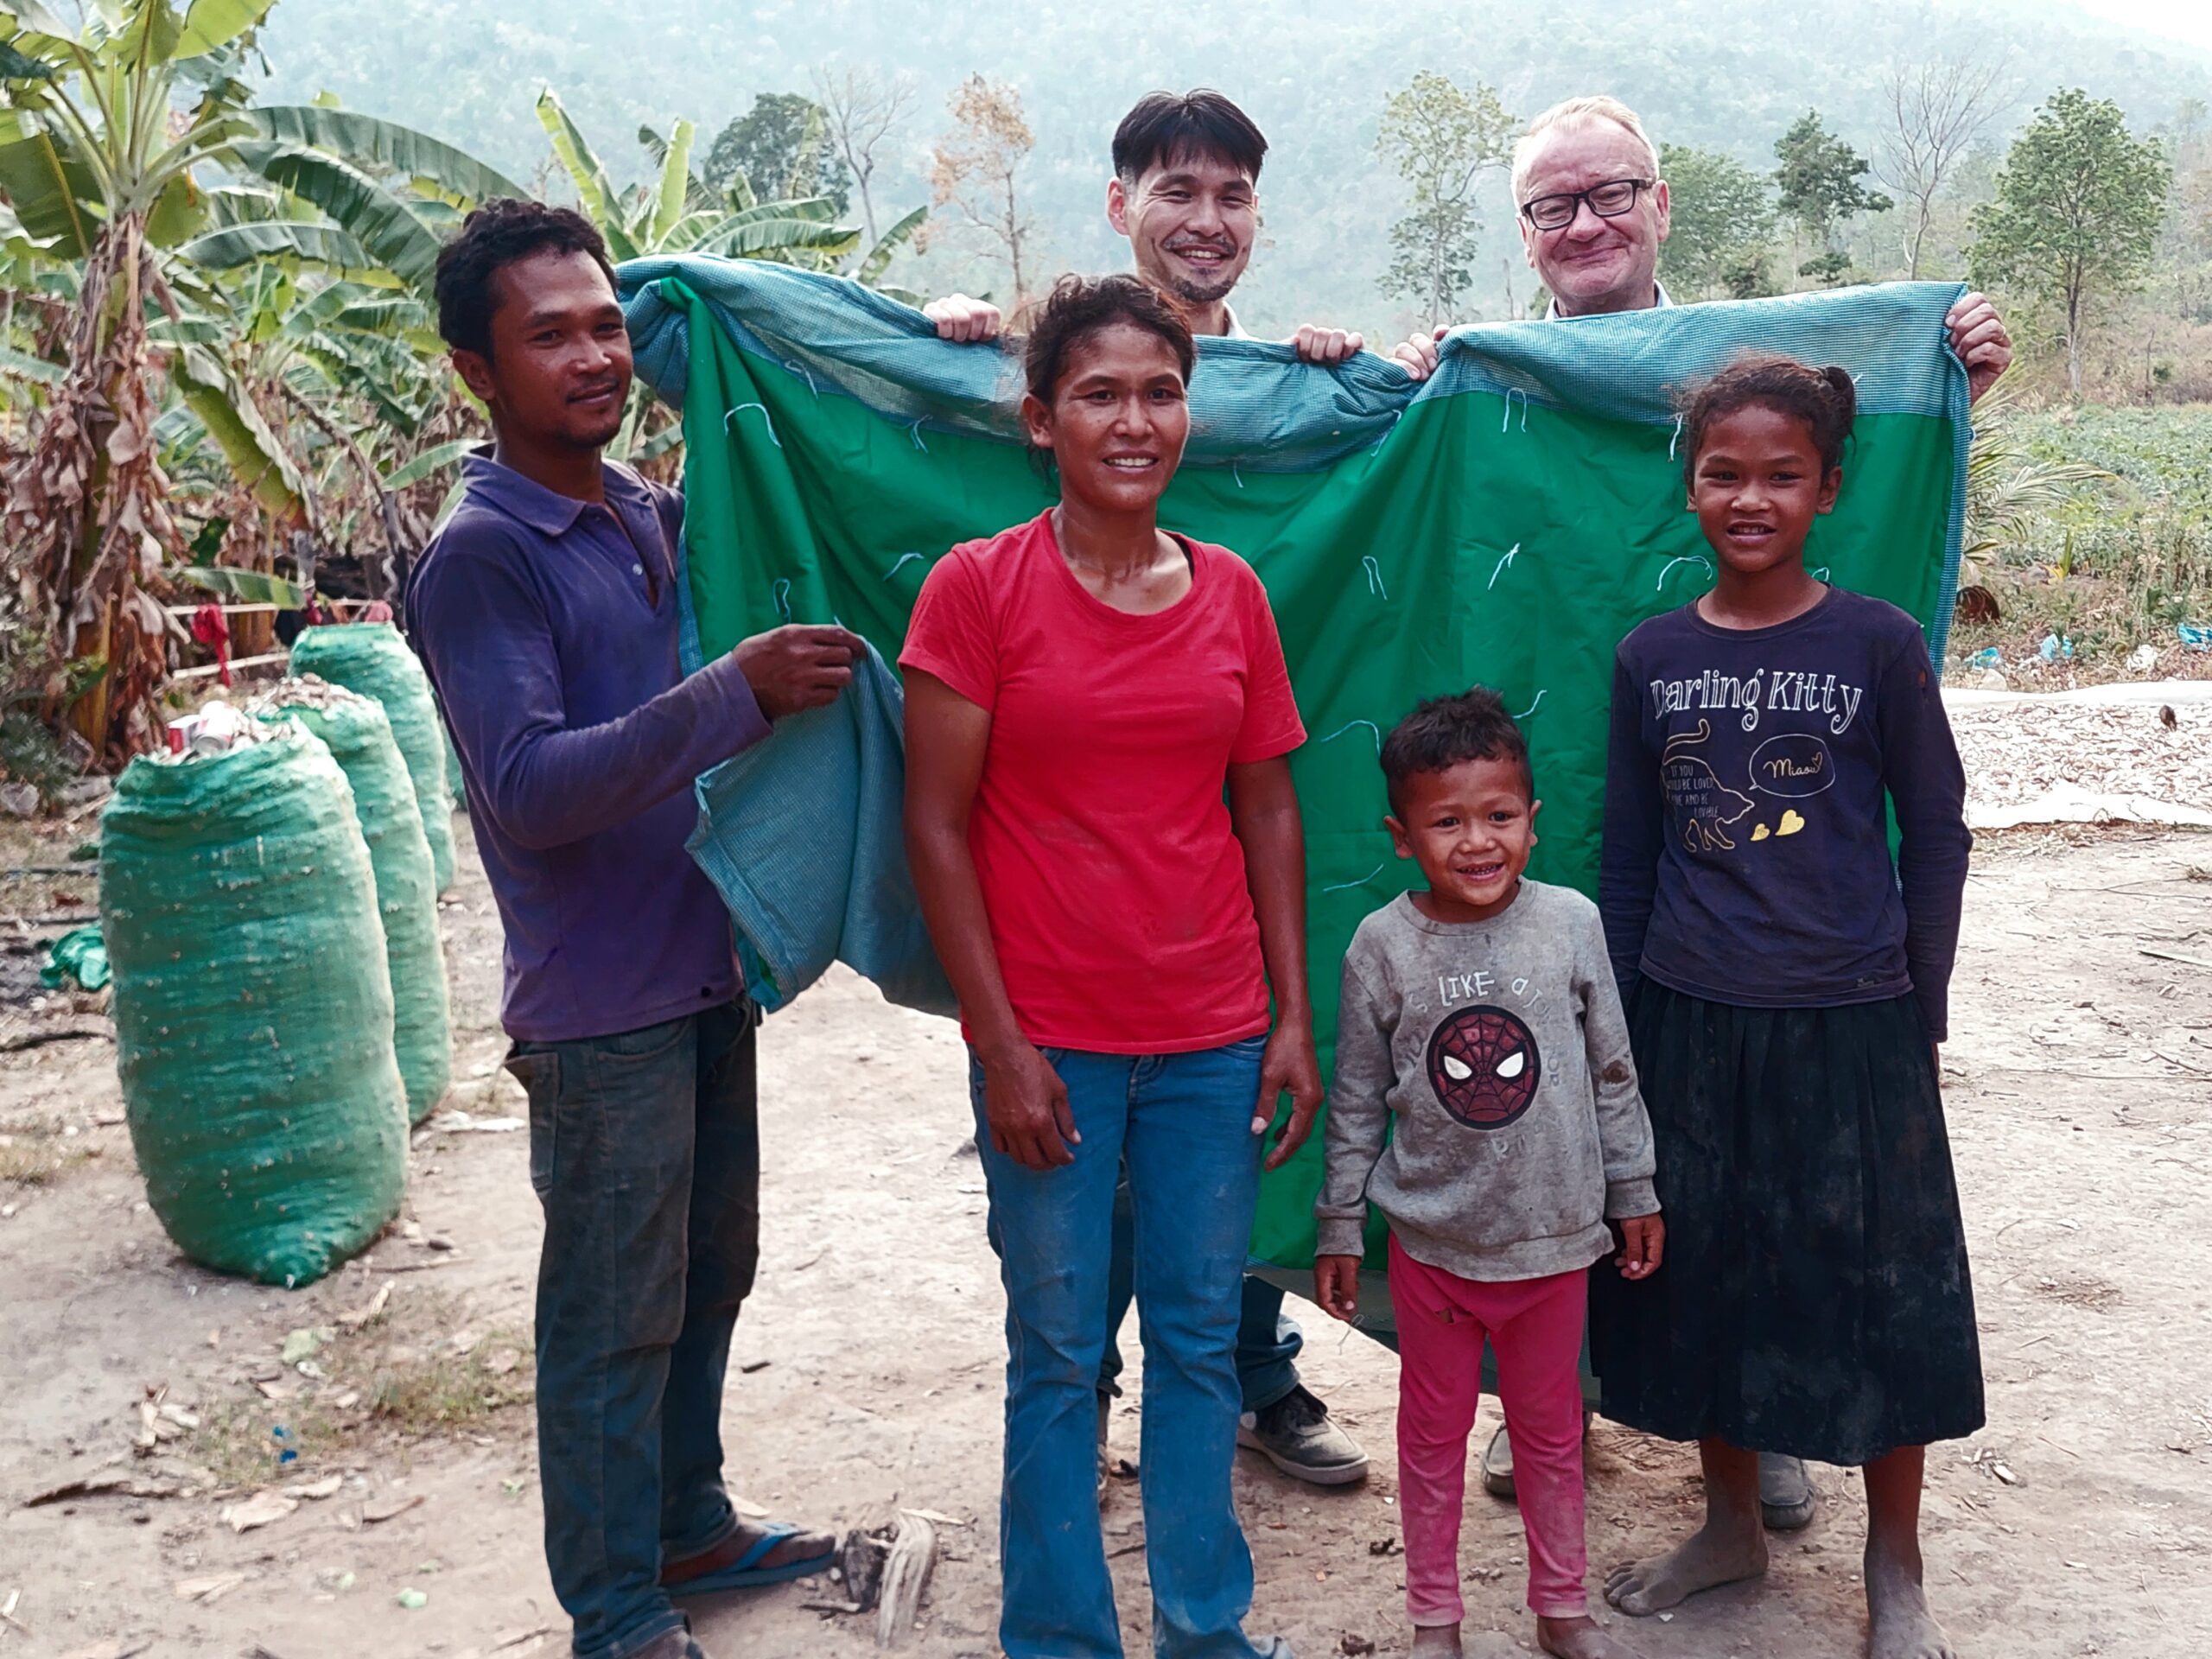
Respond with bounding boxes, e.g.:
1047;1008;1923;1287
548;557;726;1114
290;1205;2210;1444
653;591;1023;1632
189;604;232;687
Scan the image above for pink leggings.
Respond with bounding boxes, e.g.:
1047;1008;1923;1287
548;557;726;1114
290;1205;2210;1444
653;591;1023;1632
1389;1236;1589;1624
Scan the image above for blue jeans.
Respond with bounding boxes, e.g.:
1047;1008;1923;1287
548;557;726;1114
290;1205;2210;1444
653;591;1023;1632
1102;1185;1304;1414
971;1039;1281;1659
506;1003;760;1659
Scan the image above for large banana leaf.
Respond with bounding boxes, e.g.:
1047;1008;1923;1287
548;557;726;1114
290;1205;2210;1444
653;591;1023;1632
380;436;475;492
648;116;695;246
147;311;226;346
721;194;840;227
639;122;720;215
294;333;432;434
200;181;282;226
175;563;305;607
289;282;423;338
535;88;637;262
657;208;713;253
0;340;65;382
175;0;275;58
144;168;207;245
175;217;391;282
0;125;99;258
1;36;57;77
856;203;925;288
690;213;860;262
2;3;76;43
118;0;183;63
246;106;528;206
171;343;308;523
231;138;442;290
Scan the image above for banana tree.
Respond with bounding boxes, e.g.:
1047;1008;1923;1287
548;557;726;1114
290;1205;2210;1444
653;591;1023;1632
155;255;468;600
0;0;289;756
200;102;531;301
534;89;915;467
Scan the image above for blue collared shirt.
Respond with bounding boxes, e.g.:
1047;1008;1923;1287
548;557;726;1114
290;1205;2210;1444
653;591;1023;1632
406;453;769;1041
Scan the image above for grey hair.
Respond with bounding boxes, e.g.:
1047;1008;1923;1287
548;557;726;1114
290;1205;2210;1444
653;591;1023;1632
1510;96;1661;205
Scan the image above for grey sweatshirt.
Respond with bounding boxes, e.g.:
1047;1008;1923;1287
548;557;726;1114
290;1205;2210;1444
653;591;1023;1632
1315;881;1659;1282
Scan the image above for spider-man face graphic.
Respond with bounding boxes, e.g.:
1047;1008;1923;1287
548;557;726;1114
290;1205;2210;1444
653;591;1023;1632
1426;1005;1541;1130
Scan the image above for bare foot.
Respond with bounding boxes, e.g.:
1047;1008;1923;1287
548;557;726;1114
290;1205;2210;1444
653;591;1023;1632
1410;1624;1464;1656
1604;1518;1768;1615
1538;1612;1649;1658
1866;1548;1956;1659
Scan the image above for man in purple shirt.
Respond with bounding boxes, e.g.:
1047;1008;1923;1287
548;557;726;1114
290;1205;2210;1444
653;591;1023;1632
408;200;859;1659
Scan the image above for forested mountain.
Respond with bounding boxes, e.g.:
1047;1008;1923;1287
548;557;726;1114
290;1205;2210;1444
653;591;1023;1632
245;0;2212;335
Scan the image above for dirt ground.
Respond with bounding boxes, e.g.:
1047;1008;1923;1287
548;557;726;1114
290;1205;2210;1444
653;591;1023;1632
3;810;2210;1659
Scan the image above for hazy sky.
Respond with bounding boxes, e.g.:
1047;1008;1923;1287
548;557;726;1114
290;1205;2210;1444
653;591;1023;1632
2060;0;2212;54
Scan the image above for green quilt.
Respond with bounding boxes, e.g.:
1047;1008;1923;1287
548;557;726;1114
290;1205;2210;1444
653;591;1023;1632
621;259;1969;1269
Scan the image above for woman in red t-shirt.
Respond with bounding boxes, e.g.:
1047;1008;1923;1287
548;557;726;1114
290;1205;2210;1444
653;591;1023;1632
902;273;1314;1659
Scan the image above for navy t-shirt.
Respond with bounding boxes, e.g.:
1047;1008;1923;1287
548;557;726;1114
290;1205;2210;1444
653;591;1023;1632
1598;588;1972;1040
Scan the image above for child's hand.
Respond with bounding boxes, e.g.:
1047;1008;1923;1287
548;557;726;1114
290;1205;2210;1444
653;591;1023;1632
1616;1212;1665;1280
1313;1255;1363;1322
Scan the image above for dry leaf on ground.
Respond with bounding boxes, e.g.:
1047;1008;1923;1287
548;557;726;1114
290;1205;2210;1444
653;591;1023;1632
172;1573;245;1604
219;1491;298;1533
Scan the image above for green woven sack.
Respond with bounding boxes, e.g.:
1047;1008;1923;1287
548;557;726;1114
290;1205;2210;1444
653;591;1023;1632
257;681;452;1122
100;730;409;1287
288;624;455;893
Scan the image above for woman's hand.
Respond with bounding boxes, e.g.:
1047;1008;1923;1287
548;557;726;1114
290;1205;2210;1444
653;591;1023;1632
979;1040;1079;1172
1389;323;1450;382
1313;1254;1362;1322
1255;1019;1324;1172
1615;1212;1665;1281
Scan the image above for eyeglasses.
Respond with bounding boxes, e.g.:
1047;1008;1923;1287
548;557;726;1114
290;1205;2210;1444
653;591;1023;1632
1519;179;1654;232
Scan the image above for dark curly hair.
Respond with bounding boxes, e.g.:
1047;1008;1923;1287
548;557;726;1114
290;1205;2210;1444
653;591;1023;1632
1679;352;1857;490
434;199;616;359
1111;89;1268;186
1020;272;1196;405
1380;687;1535;817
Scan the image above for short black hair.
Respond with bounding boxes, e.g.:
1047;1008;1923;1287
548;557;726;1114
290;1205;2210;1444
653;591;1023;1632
1380;688;1535;817
1111;89;1268;186
1679;351;1857;491
1020;271;1196;404
434;198;617;359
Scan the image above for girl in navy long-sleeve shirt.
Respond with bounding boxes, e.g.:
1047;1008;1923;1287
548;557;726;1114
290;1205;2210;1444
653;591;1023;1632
1592;353;1979;1659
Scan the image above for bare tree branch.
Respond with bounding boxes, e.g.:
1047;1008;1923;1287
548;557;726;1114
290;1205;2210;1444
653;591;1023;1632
813;63;919;248
1878;48;2008;279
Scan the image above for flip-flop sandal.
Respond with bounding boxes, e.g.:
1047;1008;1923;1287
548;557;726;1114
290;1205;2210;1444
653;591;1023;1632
664;1522;836;1596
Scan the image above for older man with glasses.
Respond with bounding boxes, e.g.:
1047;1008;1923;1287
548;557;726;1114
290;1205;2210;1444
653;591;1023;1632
1389;92;2011;1541
1393;95;2012;393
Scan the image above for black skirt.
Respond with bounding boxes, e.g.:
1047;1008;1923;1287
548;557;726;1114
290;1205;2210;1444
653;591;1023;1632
1591;982;1985;1465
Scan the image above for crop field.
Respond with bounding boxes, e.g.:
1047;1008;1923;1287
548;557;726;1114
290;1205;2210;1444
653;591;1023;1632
1949;403;2212;682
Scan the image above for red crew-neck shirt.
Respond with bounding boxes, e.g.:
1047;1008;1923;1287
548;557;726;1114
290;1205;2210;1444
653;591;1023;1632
899;510;1306;1054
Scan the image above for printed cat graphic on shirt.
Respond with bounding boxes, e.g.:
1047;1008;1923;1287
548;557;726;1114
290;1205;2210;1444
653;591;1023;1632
1660;721;1754;852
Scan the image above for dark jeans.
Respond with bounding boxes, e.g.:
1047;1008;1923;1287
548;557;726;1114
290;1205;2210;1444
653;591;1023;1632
1100;1170;1304;1413
505;1001;761;1659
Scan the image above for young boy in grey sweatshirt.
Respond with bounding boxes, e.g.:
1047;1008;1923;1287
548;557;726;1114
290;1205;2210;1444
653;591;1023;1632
1313;689;1662;1659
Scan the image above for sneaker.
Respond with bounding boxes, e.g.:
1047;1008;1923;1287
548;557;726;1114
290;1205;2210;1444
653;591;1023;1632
1480;1411;1593;1502
635;1628;708;1659
1759;1452;1817;1531
1236;1385;1369;1486
1480;1423;1516;1501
